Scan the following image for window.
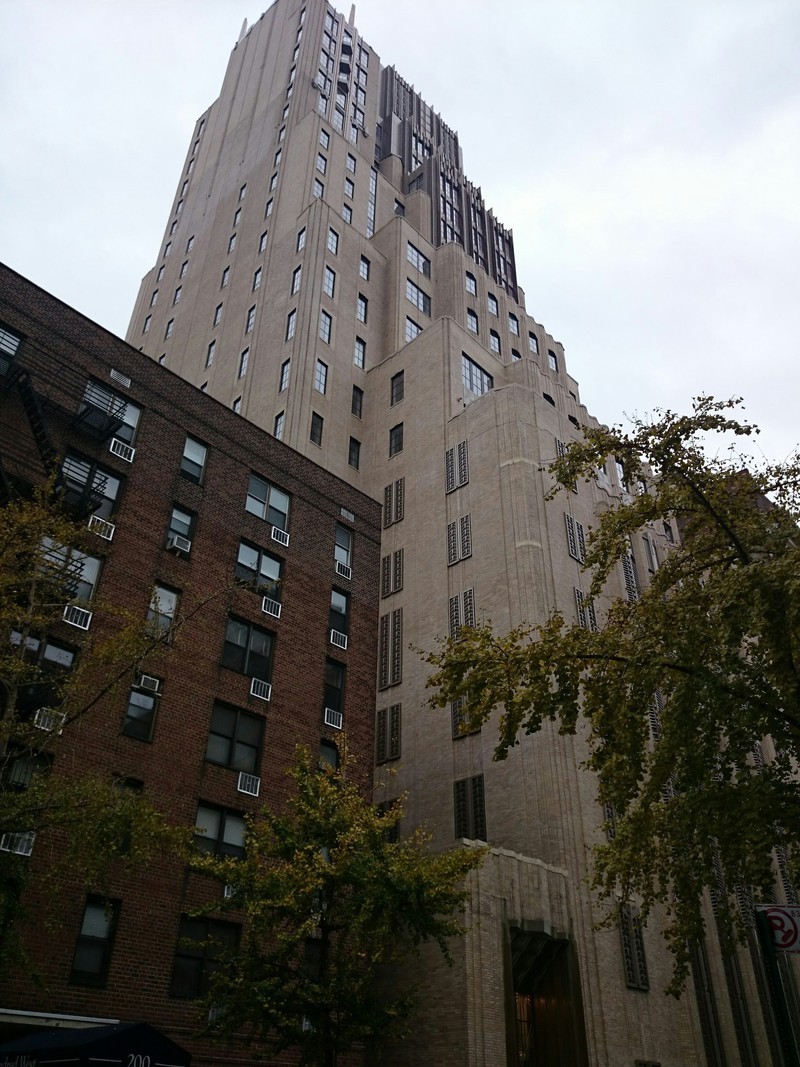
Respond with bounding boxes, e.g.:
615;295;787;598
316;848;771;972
405;317;421;343
345;177;355;199
245;306;256;334
221;266;229;288
274;148;283;168
205;340;215;368
620;904;649;991
156;265;165;282
297;227;306;252
314;359;328;394
323;266;336;298
565;513;587;563
348;437;361;470
449;588;476;638
512;348;521;361
353;336;366;369
291;265;302;294
147;585;178;635
462;353;493;397
509;313;519;336
445;440;469;492
357;294;368;323
378;608;403;688
319;128;330;149
663;520;675;544
194;805;246;859
376;705;401;763
233;207;241;227
406;279;431;315
213;303;222;326
164;241;171;257
452;697;479;739
180;436;207;483
164;319;174;340
70;896;119;987
319;309;332;344
286;309;297;341
259;230;268;253
359;255;370;280
489;330;501;355
342;204;353;224
80;380;141;445
351;385;363;418
329;589;349;639
406;242;431;277
380;548;403;597
122;682;159;741
487;293;498;315
346;153;356;173
465;272;477;295
270;173;278;192
575;588;598;631
389;423;403;457
222;617;273;681
383;478;405;527
252;267;262;292
313;178;324;198
310;412;324;446
168;504;195;545
324;660;345;721
335;524;352;569
149;290;158;307
528;331;538;355
206;704;263;775
228;234;237;253
170;220;178;235
246;475;289;531
316;153;327;174
548;349;559;372
390;371;404;406
273;411;285;440
279;358;291;391
238;348;249;379
447;515;472;565
61;454;121;519
143;315;151;335
466;309;478;334
239;183;247;201
454;775;486;840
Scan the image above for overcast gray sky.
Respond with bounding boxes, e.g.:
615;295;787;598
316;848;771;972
2;0;798;461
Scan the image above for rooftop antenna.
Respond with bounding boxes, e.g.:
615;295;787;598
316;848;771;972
238;18;248;43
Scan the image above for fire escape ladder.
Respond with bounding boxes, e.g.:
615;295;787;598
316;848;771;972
15;369;58;472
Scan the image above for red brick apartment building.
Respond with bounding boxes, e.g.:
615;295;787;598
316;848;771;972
0;263;381;1064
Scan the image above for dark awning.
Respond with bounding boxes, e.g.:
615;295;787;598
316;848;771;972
0;1021;190;1065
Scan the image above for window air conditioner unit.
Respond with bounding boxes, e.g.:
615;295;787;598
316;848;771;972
335;561;352;581
261;596;282;619
88;514;115;541
63;604;92;630
324;707;343;730
329;630;348;650
167;533;192;554
250;678;272;701
136;674;161;694
0;831;35;857
34;708;66;734
271;526;290;547
109;438;135;463
237;771;261;797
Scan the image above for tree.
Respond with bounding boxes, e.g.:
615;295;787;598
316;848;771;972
424;397;800;990
0;486;190;951
189;745;485;1067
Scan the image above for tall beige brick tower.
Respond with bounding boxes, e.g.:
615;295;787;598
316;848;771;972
128;2;786;1062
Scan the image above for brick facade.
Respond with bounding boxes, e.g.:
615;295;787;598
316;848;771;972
0;264;381;1064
